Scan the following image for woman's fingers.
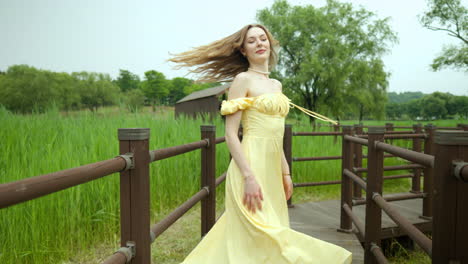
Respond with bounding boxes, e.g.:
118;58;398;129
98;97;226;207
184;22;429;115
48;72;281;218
256;196;262;211
243;183;264;213
244;195;263;213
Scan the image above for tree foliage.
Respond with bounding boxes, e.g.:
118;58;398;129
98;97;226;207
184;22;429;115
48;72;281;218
388;91;425;104
115;69;140;92
0;64;208;113
257;0;397;122
167;77;192;105
72;72;120;112
0;65;120;113
419;0;468;71
141;70;170;106
0;65;67;113
386;91;468;120
124;88;146;113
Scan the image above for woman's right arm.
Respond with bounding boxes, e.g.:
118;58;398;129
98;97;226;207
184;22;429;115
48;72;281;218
225;73;254;179
224;73;263;213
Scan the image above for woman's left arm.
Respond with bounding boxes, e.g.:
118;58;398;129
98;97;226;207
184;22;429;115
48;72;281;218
281;149;293;200
281;149;290;175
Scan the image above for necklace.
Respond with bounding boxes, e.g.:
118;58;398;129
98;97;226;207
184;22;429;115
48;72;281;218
248;68;270;75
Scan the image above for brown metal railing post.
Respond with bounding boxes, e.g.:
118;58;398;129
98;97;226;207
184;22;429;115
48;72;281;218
333;124;340;144
385;123;394;133
229;124;243;161
201;125;216;237
353;124;364;199
364;127;384;264
411;124;422;193
385;123;394;144
238;123;243;141
339;125;353;232
432;130;468;263
118;128;151;264
284;124;294;208
422;124;436;218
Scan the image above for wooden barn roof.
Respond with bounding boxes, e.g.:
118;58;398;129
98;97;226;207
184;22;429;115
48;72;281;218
176;83;231;104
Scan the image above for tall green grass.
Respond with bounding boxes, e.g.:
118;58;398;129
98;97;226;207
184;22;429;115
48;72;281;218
0;106;232;263
0;105;465;263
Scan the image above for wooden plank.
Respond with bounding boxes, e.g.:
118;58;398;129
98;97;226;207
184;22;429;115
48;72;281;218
289;198;432;264
289;201;364;264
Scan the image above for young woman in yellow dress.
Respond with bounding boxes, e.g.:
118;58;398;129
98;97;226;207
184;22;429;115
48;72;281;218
169;23;351;264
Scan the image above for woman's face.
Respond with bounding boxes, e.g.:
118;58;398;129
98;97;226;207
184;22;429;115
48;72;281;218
241;27;270;62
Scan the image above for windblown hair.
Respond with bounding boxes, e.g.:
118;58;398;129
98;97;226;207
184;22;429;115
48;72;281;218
167;24;280;83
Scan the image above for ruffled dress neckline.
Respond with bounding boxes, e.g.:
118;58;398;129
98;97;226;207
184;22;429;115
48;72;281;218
220;92;337;124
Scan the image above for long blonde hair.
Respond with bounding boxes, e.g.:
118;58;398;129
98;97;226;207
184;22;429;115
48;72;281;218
168;24;280;83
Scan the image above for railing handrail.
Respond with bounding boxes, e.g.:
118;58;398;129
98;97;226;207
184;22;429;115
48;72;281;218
374;141;434;168
0;157;126;209
372;193;433;256
339;125;468;263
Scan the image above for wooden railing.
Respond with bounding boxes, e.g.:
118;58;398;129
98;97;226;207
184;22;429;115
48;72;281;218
0;125;229;264
282;123;466;207
1;122;466;263
339;125;468;263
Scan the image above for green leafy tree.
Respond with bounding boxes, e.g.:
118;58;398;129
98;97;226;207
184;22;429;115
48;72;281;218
388;91;426;104
141;70;169;108
124;89;146;112
347;59;388;121
419;0;468;71
0;65;59;113
420;94;448;119
72;72;120;112
167;77;192;105
257;0;397;123
451;95;468;118
116;69;140;92
51;72;81;111
386;102;404;120
431;91;455;115
404;99;423;120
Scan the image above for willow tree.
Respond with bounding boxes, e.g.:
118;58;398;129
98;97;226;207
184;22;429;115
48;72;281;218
419;0;468;71
257;0;397;122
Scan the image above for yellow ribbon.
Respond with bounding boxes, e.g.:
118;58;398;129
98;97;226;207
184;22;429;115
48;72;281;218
288;102;338;125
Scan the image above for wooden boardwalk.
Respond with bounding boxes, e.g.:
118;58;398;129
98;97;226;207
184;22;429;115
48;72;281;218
288;197;431;264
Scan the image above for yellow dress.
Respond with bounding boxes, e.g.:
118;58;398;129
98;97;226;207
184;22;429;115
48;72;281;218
181;92;352;264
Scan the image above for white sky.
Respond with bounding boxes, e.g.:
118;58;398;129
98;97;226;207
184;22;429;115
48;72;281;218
0;0;467;95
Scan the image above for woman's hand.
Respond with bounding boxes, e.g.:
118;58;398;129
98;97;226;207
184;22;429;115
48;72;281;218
283;175;293;200
243;175;263;213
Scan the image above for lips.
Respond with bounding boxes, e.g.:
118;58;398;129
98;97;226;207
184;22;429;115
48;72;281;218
256;49;266;54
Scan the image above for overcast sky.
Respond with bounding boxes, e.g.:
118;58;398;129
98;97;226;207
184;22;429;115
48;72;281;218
1;0;467;95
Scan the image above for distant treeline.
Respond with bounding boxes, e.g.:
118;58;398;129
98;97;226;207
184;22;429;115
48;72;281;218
386;91;468;120
0;65;219;113
0;65;467;120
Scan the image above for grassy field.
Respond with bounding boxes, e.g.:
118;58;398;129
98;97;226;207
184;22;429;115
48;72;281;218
0;105;462;263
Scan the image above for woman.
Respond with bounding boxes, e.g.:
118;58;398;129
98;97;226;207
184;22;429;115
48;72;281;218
169;23;351;264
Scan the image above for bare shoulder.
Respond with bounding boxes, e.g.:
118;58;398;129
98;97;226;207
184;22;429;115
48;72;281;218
270;78;283;91
228;72;250;99
235;71;250;80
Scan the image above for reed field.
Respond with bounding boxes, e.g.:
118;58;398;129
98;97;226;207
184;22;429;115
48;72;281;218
0;105;463;263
